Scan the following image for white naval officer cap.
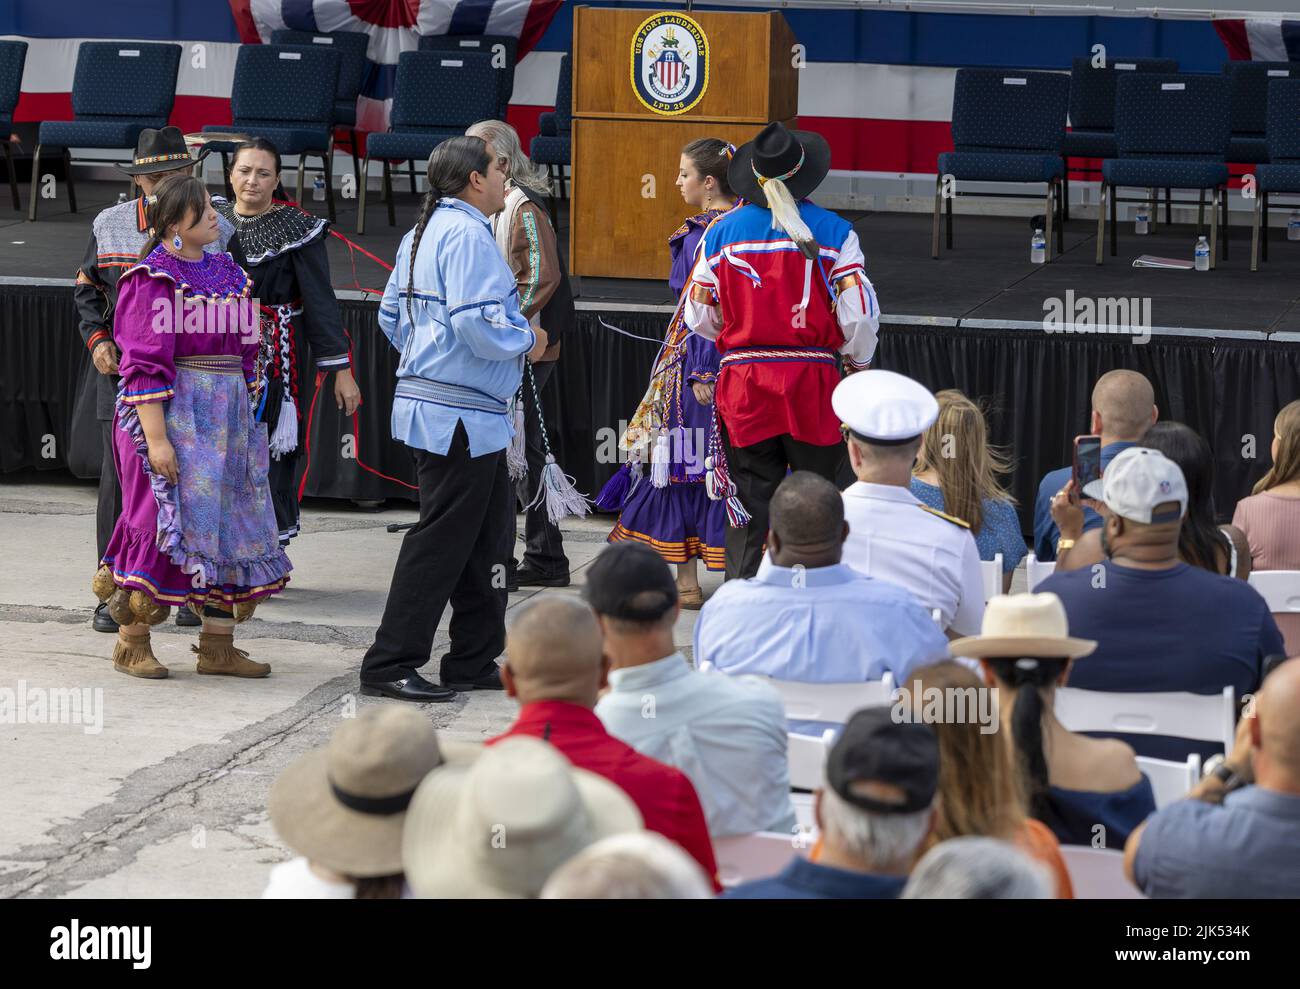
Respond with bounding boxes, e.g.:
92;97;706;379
831;369;939;445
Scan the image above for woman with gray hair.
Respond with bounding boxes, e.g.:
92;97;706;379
466;119;577;590
902;836;1054;899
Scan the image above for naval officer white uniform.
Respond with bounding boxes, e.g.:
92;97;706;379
832;370;986;637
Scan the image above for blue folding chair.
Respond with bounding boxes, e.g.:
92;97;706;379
357;51;498;235
270;30;370;192
1061;56;1177;221
418;34;517;120
203;44;340;222
28;42;180;220
1224;60;1295;165
1097;74;1230;266
1251;78;1300;270
530;53;572;222
0;40;27;212
934;68;1069;261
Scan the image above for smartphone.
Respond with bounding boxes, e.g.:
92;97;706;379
1073;435;1102;493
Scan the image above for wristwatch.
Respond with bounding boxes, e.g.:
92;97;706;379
1057;538;1076;553
1202;754;1247;792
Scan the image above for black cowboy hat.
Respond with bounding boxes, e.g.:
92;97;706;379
728;122;832;204
117;126;210;176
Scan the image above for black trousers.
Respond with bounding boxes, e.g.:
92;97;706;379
268;448;300;545
511;360;569;577
722;426;852;580
97;419;123;564
360;423;513;685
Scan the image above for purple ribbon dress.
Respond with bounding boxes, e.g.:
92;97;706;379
603;209;729;570
99;245;292;611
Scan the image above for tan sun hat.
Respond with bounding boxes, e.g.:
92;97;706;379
948;592;1097;660
402;735;643;899
268;706;445;878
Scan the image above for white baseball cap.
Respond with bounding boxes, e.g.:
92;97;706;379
1082;446;1188;524
832;369;938;444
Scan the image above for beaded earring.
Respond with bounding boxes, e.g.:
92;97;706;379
172;233;183;250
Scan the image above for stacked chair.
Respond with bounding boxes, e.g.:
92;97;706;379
1251;77;1300;270
1095;73;1230;266
0;40;28;212
202;44;341;222
933;68;1069;261
357;51;499;234
270;29;370;192
28;42;180;220
1060;57;1177;222
530;52;572;223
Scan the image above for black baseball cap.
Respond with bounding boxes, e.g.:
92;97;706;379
826;708;939;814
582;542;678;621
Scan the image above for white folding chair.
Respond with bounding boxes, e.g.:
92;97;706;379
765;673;896;726
1248;570;1300;615
786;729;835;790
1136;753;1202;809
768;675;896;790
789;791;817;833
1055;685;1235;754
1059;846;1144;899
713;831;809;888
1025;552;1056;591
982;553;1004;601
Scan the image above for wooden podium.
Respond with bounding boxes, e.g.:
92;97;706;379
569;5;799;280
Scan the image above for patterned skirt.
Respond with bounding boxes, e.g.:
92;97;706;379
101;356;292;610
608;478;727;571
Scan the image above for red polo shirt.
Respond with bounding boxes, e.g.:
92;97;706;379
490;701;720;889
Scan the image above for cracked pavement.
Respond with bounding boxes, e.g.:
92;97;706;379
0;475;717;898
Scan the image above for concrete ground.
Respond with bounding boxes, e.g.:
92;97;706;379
0;474;721;899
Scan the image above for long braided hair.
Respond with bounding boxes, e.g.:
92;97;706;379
984;656;1071;823
405;136;493;330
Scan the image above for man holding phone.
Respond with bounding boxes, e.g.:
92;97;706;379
1032;370;1158;561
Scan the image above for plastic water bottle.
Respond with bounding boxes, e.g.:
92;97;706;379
1194;235;1210;271
1134;207;1149;235
313;175;325;201
1030;227;1046;265
1289;210;1300;241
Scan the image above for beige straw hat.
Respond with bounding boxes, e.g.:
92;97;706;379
949;592;1097;660
268;706;445;878
402;735;643;898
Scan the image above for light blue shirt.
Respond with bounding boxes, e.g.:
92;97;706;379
694;562;950;737
1133;786;1300;898
378;197;535;457
595;653;797;838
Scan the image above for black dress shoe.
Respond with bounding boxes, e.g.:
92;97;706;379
360;671;457;702
175;607;201;628
514;565;570;588
443;667;504;691
92;602;119;634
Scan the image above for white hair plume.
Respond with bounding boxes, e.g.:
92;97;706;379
760;177;817;260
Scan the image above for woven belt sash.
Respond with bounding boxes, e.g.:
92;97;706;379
719;346;839;369
175;355;244;376
394;376;510;415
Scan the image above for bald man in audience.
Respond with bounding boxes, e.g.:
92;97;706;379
490;596;720;887
1124;656;1300;898
1034;369;1159;561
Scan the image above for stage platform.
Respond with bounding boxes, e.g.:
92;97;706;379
2;182;1299;532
